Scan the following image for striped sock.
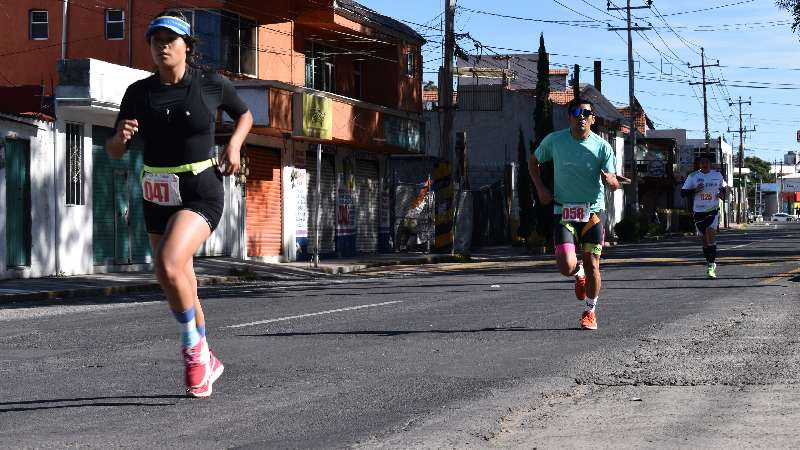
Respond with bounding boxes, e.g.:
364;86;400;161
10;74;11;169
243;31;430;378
196;324;206;338
172;306;201;348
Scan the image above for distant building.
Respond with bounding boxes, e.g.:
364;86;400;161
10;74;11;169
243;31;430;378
785;151;799;166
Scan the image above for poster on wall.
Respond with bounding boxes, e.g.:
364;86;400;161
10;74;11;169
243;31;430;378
292;168;308;238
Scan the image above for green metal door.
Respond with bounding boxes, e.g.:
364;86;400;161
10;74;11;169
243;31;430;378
92;126;150;264
5;139;31;267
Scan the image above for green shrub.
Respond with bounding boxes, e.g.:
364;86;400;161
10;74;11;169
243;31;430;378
614;216;641;243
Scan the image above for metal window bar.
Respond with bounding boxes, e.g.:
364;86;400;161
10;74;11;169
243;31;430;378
66;123;84;206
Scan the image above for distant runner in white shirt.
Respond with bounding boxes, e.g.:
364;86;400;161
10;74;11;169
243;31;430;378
681;156;728;279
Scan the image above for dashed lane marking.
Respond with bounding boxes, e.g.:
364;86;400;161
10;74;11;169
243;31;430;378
223;300;404;329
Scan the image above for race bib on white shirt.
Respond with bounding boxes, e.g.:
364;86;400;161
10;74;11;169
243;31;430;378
683;170;725;212
142;172;183;206
561;203;591;222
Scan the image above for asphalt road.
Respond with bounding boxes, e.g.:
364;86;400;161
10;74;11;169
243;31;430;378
1;223;798;449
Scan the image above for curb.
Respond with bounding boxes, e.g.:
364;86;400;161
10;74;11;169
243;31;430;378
0;255;472;304
315;254;470;274
0;274;262;304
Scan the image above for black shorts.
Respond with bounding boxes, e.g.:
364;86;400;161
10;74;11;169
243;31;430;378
142;167;225;234
693;209;719;235
553;211;606;256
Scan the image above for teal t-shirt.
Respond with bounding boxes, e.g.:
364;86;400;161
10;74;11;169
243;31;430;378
533;129;617;214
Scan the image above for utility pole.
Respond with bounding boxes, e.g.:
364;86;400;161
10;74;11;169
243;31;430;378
688;47;719;152
727;96;755;223
439;0;457;253
439;0;456;167
609;0;652;214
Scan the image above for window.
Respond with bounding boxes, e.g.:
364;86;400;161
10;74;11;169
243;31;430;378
30;10;48;40
105;9;125;40
189;10;257;75
305;41;336;93
405;52;415;77
66;123;84;206
353;60;363;99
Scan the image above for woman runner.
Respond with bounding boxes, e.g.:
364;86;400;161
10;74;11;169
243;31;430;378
106;10;253;397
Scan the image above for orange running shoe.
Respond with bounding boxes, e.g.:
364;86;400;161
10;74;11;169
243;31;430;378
574;275;587;300
580;310;598;330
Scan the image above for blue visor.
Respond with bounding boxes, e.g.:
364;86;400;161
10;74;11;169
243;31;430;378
146;16;191;39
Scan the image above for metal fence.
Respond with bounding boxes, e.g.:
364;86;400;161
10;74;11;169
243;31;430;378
471;180;509;247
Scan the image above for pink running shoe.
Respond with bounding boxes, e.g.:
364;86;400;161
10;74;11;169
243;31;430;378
187;351;224;398
182;338;210;391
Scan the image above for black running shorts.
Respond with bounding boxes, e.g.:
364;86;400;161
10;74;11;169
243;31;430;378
693;209;719;235
142;167;225;234
553;211;606;256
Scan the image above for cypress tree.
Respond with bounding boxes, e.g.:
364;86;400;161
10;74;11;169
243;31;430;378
532;33;555;244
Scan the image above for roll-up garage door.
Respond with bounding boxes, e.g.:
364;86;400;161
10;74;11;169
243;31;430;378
306;152;337;255
355;159;380;253
246;146;282;257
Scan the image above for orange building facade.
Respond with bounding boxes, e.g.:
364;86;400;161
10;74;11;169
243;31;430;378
4;0;424;265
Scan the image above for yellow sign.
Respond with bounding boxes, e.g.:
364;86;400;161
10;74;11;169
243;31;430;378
301;93;332;139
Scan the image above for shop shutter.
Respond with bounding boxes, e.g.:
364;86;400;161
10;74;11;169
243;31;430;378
246;146;282;257
306;152;336;255
355;159;380;253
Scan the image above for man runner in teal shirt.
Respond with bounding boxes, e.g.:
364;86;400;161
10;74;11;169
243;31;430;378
528;97;620;330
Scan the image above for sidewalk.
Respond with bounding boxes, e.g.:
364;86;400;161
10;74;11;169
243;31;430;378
0;252;469;304
0;223;753;304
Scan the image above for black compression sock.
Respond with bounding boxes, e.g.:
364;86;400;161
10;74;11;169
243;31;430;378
702;246;711;263
708;245;717;263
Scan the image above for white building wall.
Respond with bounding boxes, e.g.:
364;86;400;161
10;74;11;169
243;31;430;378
424;89;535;189
52;114;100;276
0;116;56;279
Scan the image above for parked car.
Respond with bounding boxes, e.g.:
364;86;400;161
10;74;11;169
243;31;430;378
770;213;796;222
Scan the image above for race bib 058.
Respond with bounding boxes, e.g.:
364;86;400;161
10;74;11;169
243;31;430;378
142;172;183;206
561;203;591;222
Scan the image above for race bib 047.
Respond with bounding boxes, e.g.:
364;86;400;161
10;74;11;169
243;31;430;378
561;203;591;222
142;172;183;206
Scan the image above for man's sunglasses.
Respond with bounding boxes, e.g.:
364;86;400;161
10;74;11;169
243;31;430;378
570;108;594;118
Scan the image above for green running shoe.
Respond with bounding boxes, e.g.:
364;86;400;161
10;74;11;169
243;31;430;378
706;263;717;279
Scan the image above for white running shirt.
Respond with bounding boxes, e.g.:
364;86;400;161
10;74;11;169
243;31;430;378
682;170;727;212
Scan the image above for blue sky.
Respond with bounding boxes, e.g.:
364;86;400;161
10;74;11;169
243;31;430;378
361;0;800;163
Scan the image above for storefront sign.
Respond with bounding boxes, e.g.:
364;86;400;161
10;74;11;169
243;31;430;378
384;116;421;152
783;179;800;192
295;93;332;139
760;183;779;192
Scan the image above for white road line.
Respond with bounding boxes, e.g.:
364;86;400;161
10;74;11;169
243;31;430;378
224;301;404;329
721;238;771;251
722;242;755;251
